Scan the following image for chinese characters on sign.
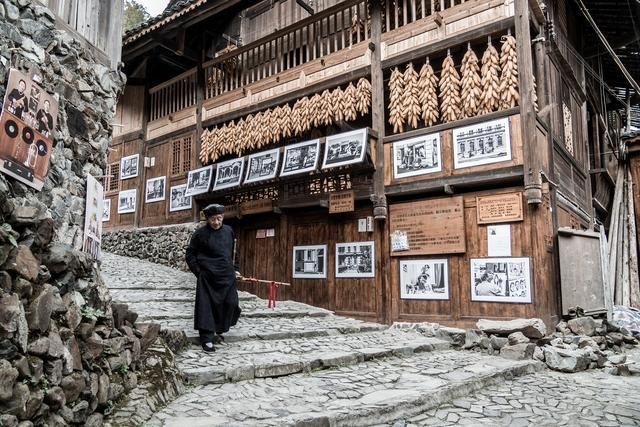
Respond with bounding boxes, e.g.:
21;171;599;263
389;196;466;256
476;192;523;224
329;191;355;214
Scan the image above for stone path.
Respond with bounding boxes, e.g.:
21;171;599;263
101;252;640;426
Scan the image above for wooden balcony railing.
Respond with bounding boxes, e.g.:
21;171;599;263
150;0;481;119
149;68;198;121
203;0;369;100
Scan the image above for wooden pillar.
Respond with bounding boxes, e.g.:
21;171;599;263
135;59;151;228
370;0;390;323
515;0;542;205
193;36;206;223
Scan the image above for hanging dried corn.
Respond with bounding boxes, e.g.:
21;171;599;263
298;96;312;133
388;67;405;133
281;104;293;138
499;33;519;109
479;39;501;114
199;128;210;163
271;107;283;145
332;86;346;123
460;45;482;118
291;99;304;135
235;117;246;154
418;57;439;127
403;62;421;129
310;93;322;128
356;78;371;115
319;89;334;126
439;51;461;123
343;82;358;122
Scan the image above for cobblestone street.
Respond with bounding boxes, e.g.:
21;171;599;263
101;253;640;426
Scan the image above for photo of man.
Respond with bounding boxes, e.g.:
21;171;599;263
36;100;53;136
7;79;29;118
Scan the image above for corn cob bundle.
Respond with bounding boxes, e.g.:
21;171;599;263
271;107;283;145
418;58;439;127
225;120;238;155
262;109;276;147
310;93;323;127
479;40;501;114
460;46;482;118
439;52;461;123
499;34;519;109
249;112;261;149
298;97;313;134
343;82;358;122
356;78;371;115
199;128;211;163
388;67;405;133
280;104;293;138
291;99;304;135
332;86;346;123
319;89;334;126
243;114;254;149
235;117;247;154
402;62;421;129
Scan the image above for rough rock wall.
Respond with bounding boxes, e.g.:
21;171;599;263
102;225;198;272
0;1;161;426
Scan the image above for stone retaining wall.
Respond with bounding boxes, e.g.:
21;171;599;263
102;224;198;272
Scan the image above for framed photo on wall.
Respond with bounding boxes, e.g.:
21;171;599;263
470;257;531;303
102;199;111;222
169;184;192;212
399;259;449;300
185;165;213;196
322;128;368;169
453;117;511;169
292;244;327;279
120;154;139;179
393;133;441;179
245;148;280;184
117;189;136;214
280;139;320;177
335;241;375;278
145;176;166;203
213;158;244;191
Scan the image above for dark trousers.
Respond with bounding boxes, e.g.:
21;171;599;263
199;329;217;344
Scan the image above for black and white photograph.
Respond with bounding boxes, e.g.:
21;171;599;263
280;139;320;177
102;199;111;222
322;128;368;169
169;184;192;212
117;189;137;214
453;117;511;169
145;176;166;203
292;245;327;279
393;133;441;179
245;148;280;184
335;241;375;278
120;154;139;179
470;257;531;303
213;158;244;191
185;165;213;196
400;259;449;300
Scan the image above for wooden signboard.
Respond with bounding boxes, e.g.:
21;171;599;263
240;199;273;215
476;192;524;224
329;191;355;214
389;196;466;256
223;203;239;219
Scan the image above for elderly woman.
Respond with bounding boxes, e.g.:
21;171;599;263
185;204;241;352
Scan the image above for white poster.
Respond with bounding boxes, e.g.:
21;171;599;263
335;241;375;278
185;165;213;196
117;189;137;214
487;224;511;257
82;175;104;259
245;148;279;184
470;257;531;303
400;259;449;300
392;133;441;179
145;176;166;203
292;245;327;279
453;117;511;169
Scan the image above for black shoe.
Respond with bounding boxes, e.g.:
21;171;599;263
201;342;215;353
214;334;224;344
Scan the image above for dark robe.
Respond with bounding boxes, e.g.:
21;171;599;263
185;223;241;337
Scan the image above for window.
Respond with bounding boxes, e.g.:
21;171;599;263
105;162;120;193
171;135;193;176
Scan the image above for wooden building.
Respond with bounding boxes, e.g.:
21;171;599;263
107;0;639;328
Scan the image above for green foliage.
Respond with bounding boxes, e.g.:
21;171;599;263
116;364;129;375
81;306;105;321
122;0;151;33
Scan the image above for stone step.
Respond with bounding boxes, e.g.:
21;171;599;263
179;330;450;385
127;299;332;321
147;350;544;427
155;316;388;344
109;289;257;303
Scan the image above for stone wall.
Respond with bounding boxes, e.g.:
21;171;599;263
0;1;161;426
102;224;198;272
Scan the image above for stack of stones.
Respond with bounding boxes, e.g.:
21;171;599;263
0;1;167;425
398;316;639;375
101;225;197;272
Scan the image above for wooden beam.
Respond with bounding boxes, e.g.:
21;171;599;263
546;39;587;103
385;166;524;197
515;0;542;205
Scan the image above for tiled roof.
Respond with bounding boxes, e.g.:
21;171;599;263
123;0;209;46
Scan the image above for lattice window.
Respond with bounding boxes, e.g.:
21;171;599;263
562;102;574;155
105;162;120;193
226;187;279;204
171;135;193;176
